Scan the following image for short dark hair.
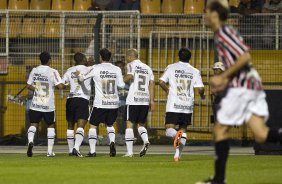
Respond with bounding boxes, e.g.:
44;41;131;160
178;48;191;63
74;52;86;65
99;48;112;62
39;51;51;65
208;1;229;21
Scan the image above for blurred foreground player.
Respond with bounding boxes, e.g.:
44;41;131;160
62;53;91;157
26;51;64;157
196;1;282;183
159;48;205;162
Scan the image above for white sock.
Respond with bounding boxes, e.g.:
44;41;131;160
107;126;115;143
174;132;187;158
27;126;36;143
165;128;177;138
47;128;55;154
74;128;84;151
125;128;134;155
67;129;74;153
88;128;97;154
138;126;149;144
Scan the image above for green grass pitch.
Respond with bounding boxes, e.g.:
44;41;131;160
0;154;281;184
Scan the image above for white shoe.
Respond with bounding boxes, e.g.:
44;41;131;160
122;153;134;157
47;152;55;157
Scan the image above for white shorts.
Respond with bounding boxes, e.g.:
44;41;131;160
217;88;269;126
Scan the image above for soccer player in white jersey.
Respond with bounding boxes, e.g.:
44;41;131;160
123;49;155;157
62;53;91;157
76;48;125;157
196;1;282;184
26;51;64;157
159;48;205;162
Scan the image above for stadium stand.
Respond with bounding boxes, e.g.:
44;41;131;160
30;0;51;10
52;0;73;10
0;0;7;9
229;0;240;7
74;0;91;11
161;0;183;14
8;0;29;9
184;0;205;14
140;0;161;14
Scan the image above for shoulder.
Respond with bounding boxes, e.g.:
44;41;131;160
165;63;175;71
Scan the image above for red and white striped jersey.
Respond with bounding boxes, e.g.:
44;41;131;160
214;25;263;90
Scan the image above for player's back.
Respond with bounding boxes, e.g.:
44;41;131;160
28;65;62;112
126;60;154;105
63;65;91;100
165;61;202;99
92;63;124;109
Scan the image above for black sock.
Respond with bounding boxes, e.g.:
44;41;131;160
214;139;230;183
266;128;282;143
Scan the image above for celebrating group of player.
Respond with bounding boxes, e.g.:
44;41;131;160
24;1;282;183
25;46;204;161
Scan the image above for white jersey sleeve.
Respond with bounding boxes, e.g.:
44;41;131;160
52;69;62;86
117;68;125;88
78;66;95;82
62;72;70;85
27;68;35;85
194;70;204;88
159;66;170;83
127;62;135;76
149;68;155;81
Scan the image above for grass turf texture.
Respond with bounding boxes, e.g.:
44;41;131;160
0;154;281;184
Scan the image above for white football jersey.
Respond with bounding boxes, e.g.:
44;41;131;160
160;61;204;113
126;60;154;106
27;65;62;112
62;65;91;100
79;62;125;109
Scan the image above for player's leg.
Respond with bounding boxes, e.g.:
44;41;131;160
124;105;136;157
106;109;118;157
174;113;191;161
248;114;282;144
26;110;41;157
87;107;101;157
137;105;150;157
72;119;87;157
67;122;75;155
66;98;75;155
44;111;56;157
73;98;90;157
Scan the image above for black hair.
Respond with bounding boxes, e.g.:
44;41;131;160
178;48;191;63
208;1;229;21
99;48;112;62
39;51;51;65
74;52;86;65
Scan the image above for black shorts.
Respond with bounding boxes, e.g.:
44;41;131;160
165;112;192;128
125;105;149;124
89;107;118;126
29;110;55;125
66;98;89;122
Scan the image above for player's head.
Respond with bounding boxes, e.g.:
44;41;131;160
115;60;125;75
39;51;51;65
178;48;191;63
126;48;138;62
74;52;87;66
99;48;112;62
213;61;225;75
206;0;229;31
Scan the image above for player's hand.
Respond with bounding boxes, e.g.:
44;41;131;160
149;101;155;112
75;70;80;76
210;75;228;93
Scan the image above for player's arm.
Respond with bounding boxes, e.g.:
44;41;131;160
117;68;125;89
53;70;65;90
124;63;134;83
76;67;94;82
159;80;169;94
198;87;205;100
149;80;155;111
194;71;205;100
26;69;35;91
